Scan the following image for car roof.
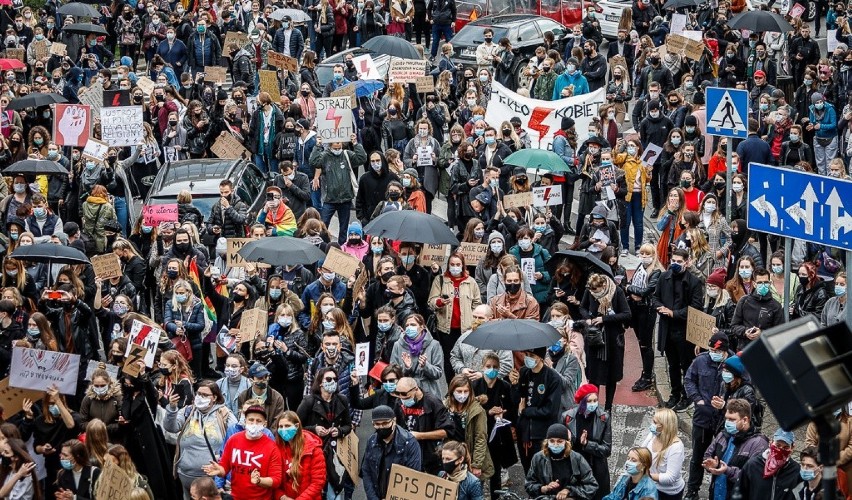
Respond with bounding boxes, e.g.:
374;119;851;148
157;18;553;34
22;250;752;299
149;158;243;199
466;14;549;27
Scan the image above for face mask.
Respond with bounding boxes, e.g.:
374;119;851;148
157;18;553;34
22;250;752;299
113;302;129;316
334;73;344;82
322;272;336;282
49;404;60;416
709;351;724;363
801;469;817;481
370;161;382;172
60;459;73;470
680;180;692;189
322;380;338;393
245;423;264;438
13;183;25;194
649;56;661;65
32;205;47;218
739;268;753;279
685;126;696;134
804;79;813;86
453;391;468;403
91;384;110;397
224;367;240;380
771;265;783;275
671;137;681;146
816;102;825;110
703;202;717;214
371;245;384;255
670;262;683;274
167;33;175;41
548;443;565;455
194;395;211;410
449;265;463;277
519;239;532;251
706;287;720;299
649;111;660;119
625;461;640;475
405;326;419;338
197;25;206;33
835;285;848;297
627;146;637;156
721;370;735;383
756;283;771;296
733;183;744;193
401;255;416;267
566;64;576;73
254;381;268;391
585;401;598;413
167;270;179;280
725;420;739;435
401;396;416;408
279;426;297;442
524;355;537;369
322;320;335;331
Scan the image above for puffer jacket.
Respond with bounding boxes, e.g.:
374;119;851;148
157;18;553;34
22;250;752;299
525;450;598;499
207;195;250;238
438;470;483;500
605;474;658;500
275;430;326;500
79;379;123;441
703;425;769;498
683;351;730;429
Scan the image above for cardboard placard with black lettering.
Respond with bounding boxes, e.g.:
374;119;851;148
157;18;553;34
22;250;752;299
239;308;265;344
224;31;249;53
259;70;280;101
31;40;48;61
91;253;122;279
49;42;67;57
122;344;148;377
0;377;42;416
96;462;134;500
211;133;250;160
417;244;449;268
415;75;435;93
687;306;716;348
457;242;487;266
336;432;360;485
268;51;299;72
204;66;227;84
4;47;24;62
502;191;532;209
324;246;361;279
386;464;458;500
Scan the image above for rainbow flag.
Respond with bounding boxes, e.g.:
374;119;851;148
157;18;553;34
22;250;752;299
188;258;218;328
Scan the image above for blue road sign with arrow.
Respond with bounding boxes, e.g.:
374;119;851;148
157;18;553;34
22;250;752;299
747;163;852;251
706;87;749;139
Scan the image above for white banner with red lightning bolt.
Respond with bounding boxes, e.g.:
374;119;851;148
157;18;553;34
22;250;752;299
485;82;606;150
316;96;355;144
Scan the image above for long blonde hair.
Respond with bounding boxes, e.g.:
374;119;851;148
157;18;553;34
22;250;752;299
653;408;681;467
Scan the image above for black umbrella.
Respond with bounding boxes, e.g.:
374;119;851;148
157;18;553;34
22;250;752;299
6;93;67;111
463;319;561;350
662;0;701;8
363;210;459;245
547;250;613;278
11;243;89;265
62;23;109;36
57;2;101;18
362;35;421;60
727;11;793;33
237;236;326;267
3;159;69;176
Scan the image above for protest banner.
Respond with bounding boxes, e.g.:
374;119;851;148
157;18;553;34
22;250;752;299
325;246;361;278
31;40;48;61
389;59;428;83
204;66;227;84
666;34;705;61
502;191;533;209
49;42;66;57
670;13;687;35
223;30;249;53
458;242;487;265
226;238;270;269
142;203;178;227
415;75;435;93
82;138;109;162
789;2;805;16
79;82;103;116
135;76;156;96
259;70;280;100
268;51;299;72
532;185;563;207
355;343;369;377
211;132;250;160
4;47;23;62
53;104;91;147
100;106;143;147
125;319;163;367
682;30;703;41
418;244;449;268
687;306;716;348
96;462;134;500
641;143;663;167
85;361;119;381
239;308;265;343
0;377;42;416
485;82;606;149
10;348;81;395
122;344;147;377
91;253;121;280
316;97;355;143
103;89;130;107
352;54;382;80
337;433;360;486
330;83;357;107
386;464;458;500
352;263;368;297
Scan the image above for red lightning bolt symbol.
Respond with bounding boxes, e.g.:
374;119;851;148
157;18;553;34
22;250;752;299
528;107;554;139
326;107;343;129
543;187;551;201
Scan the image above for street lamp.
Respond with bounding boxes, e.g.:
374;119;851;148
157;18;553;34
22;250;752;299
741;316;852;500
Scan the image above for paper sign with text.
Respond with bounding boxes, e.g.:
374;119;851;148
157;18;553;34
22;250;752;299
53;104;91;147
100;106;143;147
125;320;162;367
49;42;67;57
386;464;458;500
389;59;428;83
79;82;103;116
687;306;717;348
337;432;360;486
4;47;23;62
417;244;449;268
330;83;357;107
211;132;250;160
91;253;121;279
226;238;270;269
31;40;49;61
9;348;80;396
135;76;156;96
96;462;134;500
82;138;109;162
503;191;533;209
316;97;354;143
325;246;361;278
142;204;178;227
457;242;487;265
224;31;249;53
259;70;281;101
352;54;381;80
532;185;563;207
239;308;265;344
204;66;227;84
355;342;369;376
415;76;434;93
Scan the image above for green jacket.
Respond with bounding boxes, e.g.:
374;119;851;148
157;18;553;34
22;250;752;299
309;143;367;204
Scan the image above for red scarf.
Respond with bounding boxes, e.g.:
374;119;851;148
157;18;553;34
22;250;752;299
763;444;792;478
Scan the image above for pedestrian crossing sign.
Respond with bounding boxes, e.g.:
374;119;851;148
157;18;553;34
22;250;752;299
706;87;749;139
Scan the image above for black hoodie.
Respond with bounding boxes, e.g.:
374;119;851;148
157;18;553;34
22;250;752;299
355;165;400;225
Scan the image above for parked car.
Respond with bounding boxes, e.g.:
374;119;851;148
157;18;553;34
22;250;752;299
595;0;632;39
317;47;393;87
450;14;571;87
455;0;585;32
142;158;268;226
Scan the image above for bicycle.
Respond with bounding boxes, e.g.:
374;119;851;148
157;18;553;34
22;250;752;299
493;489;555;500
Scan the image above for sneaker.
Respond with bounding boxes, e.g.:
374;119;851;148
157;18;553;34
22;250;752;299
631;377;652;392
620;249;628;257
663;394;680;408
673;397;693;412
500;469;509;487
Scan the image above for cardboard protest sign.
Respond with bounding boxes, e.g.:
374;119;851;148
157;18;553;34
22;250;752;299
125;320;163;367
337;432;360;485
211;133;250;160
666;34;705;61
204;66;227;84
239;308;265;343
31;40;48;61
4;47;23;62
330;83;357;107
100;106;143;147
82;138;109;162
223;31;249;53
502;192;533;209
268;51;299;72
122;344;148;377
49;42;66;57
532;185;563;207
226;238;270;269
389;59;428;83
142;204;178;227
135;76;156;96
352;54;381;80
415;76;435;93
458;243;487;265
53;104;91;147
96;462;134;500
259;70;280;100
316;97;354;144
0;377;42;416
79;82;103;116
386;464;458;500
91;253;122;280
687;306;716;348
352;263;368;296
9;348;81;395
417;244;449;268
325;246;361;278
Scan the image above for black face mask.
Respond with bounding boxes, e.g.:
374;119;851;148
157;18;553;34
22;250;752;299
347;237;361;246
233;294;246;303
376;426;393;439
175;242;191;253
714;181;725;189
505;283;521;294
388;191;402;201
111;355;124;365
381;271;394;282
169;120;178;127
300;90;309;97
133;95;143;103
441;460;459;474
384;289;404;299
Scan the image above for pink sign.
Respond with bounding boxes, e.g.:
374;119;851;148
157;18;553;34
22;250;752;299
789;3;805;17
53;104;91;147
142;204;178;227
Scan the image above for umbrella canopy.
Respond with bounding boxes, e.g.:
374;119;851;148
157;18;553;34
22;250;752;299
362;35;421;60
3;159;69;176
727;11;793;32
63;22;108;36
504;149;571;172
662;0;701;9
547;250;613;278
270;8;311;22
463;319;561;350
352;79;385;97
364;210;459;245
237;236;325;267
6;93;67;111
10;243;89;265
0;59;25;71
57;2;101;17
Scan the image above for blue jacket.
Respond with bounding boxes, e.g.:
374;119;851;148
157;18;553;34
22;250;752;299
735;134;772;175
361;426;422;500
297;277;347;329
295;131;317;178
552;130;576;170
163;297;206;349
188;33;221;70
604;474;658;500
553;71;590;99
156;39;188;73
438;470;484;500
683;351;729;429
809;102;838;140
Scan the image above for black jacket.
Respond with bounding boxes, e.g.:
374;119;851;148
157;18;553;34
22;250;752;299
730;292;784;349
296;393;353;444
394;391;455;475
739;452;801;500
580;53;608;92
428;0;456;25
207;195;250;238
651;269;704;351
511;365;562;442
792;280;830;320
355;167;400;226
275;171;312;220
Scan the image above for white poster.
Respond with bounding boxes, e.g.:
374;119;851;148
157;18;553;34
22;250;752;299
521;257;536;285
9;348;81;396
100;106;144;147
355;342;369;376
641;143;663;167
352;54;382;80
829;30;839;53
485;82;606;149
82;138;109;162
124;320;162;368
316;97;355;144
682;30;703;42
670;14;687;36
532;185;563;207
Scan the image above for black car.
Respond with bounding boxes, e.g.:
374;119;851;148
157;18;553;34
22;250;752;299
450;14;570;87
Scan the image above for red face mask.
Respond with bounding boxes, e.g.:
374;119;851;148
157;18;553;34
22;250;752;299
763;443;792;478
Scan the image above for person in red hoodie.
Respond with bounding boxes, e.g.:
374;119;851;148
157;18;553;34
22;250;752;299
202;405;283;500
274;410;327;500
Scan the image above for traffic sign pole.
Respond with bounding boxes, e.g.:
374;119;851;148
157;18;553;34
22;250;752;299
783;238;791;322
726;141;733;222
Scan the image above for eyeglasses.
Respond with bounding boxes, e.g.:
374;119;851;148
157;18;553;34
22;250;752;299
323;377;337;382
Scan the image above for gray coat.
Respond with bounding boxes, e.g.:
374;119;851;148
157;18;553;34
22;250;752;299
389;330;444;397
525;450;598;500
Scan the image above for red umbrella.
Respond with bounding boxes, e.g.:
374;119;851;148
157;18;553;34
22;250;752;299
0;59;25;71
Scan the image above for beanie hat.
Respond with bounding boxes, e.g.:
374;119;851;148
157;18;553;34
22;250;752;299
692;92;705;105
574;383;599;403
811;92;825;104
546;423;569;440
648;99;661;111
296;118;311;130
215;237;227;254
347;221;363;237
217;88;228;101
372;405;395;421
709;332;730;351
488;231;504;244
561;117;575;130
723;355;746;377
707;267;727;288
403;168;419;180
684;114;698;127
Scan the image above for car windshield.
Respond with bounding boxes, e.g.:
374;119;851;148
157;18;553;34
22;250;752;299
453;25;509;45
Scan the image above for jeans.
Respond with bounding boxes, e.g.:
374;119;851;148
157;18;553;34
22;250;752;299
814;136;838;175
254;153;279;177
114;195;128;236
687;425;716;493
621;195;644;252
321;201;352;245
430;23;454;58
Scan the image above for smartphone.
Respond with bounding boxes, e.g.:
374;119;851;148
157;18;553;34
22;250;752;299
210;266;221;276
47;290;62;300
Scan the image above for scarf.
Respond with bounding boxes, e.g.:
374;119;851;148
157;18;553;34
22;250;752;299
447;465;468;483
763;443;792;479
264;203;287;223
632;263;648;289
405;329;427;357
593;276;616;312
86;195;109;204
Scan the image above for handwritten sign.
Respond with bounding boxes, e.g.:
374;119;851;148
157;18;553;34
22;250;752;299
268;51;298;72
49;42;67;57
259;69;280;101
324;246;361;278
415;76;434;93
4;47;23;62
82;138;109;163
330;82;356;107
100;106;143;147
31;40;48;61
142;204;178;227
91;253;121;279
0;376;42;416
135;76;155;96
79;82;103;116
211;133;250;160
223;31;249;53
417;244;449;268
389;59;428;84
226;238;270;269
53;104;91;147
239;308;265;344
204;66;226;84
532;185;563;207
96;462;133;500
337;432;360;486
9;348;81;395
386;464;458;500
502;191;533;209
122;344;147;377
352;263;368;297
687;306;717;348
666;34;705;61
352;54;381;80
125;319;162;368
458;242;487;265
316;97;354;144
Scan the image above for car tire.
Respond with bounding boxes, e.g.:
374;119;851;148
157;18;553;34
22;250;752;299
515;61;530;91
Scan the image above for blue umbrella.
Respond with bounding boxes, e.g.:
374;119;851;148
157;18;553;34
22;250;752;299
352;79;385;98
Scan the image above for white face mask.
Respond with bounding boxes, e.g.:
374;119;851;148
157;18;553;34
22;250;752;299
245;423;264;438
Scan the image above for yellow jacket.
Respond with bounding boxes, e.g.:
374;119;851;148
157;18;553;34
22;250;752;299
615;152;647;206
